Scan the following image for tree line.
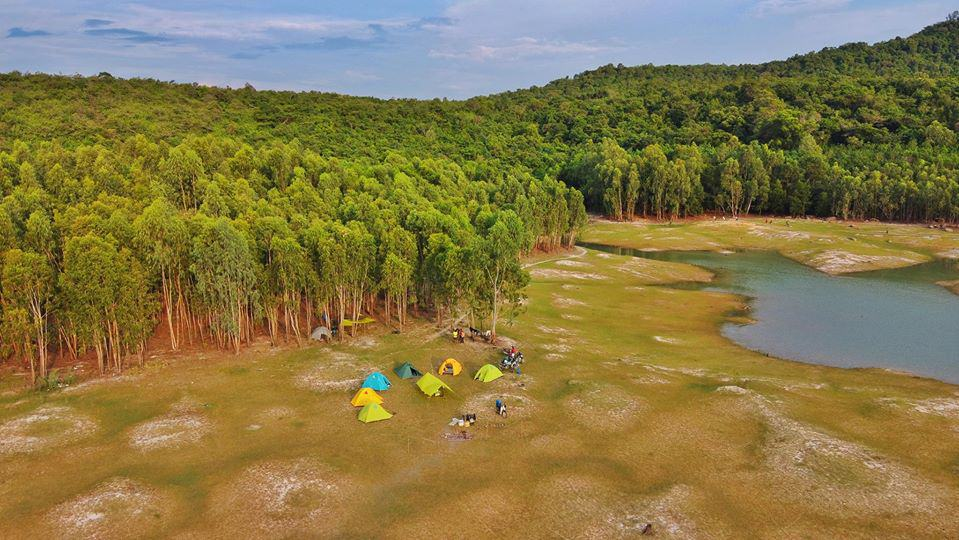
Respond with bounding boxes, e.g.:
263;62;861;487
0;136;586;383
3;19;959;222
560;136;959;222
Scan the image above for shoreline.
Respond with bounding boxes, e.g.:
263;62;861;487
578;240;959;388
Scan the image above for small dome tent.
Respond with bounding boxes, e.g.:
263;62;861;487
394;362;423;379
437;358;462;376
361;372;391;391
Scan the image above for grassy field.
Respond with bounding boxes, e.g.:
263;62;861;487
1;220;958;538
584;217;959;277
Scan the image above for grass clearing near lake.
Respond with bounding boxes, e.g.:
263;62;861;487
1;223;958;538
583;217;959;277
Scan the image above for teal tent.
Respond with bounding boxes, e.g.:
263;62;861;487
361;372;391;391
394;362;423;379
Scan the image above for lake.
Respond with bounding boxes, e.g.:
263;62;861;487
581;243;959;384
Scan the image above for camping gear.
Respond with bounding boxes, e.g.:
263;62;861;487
438;358;462;376
500;349;524;372
416;373;452;397
361;372;391;391
357;402;393;423
393;362;423;379
350;388;383;407
309;326;332;341
474;364;504;383
449;413;476;427
341;316;375;328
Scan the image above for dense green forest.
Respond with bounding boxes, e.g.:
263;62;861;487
0;137;586;382
1;16;958;380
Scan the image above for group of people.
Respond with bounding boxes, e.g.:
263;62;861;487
451;326;494;343
501;345;524;373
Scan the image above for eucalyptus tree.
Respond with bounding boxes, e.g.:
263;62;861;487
474;210;530;340
190;217;258;352
59;234;154;372
1;249;52;383
134;198;190;349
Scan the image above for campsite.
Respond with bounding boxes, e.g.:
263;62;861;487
1;217;958;538
4;5;959;537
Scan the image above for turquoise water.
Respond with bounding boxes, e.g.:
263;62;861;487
581;243;959;383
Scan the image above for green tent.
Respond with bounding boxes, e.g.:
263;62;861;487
357;402;393;423
416;373;452;397
474;363;504;383
394;362;423;379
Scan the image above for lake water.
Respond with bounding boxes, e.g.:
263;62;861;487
581;243;959;384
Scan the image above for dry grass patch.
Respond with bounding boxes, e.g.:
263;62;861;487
723;389;954;522
205;458;353;537
128;398;211;451
805;249;922;274
878;395;959;419
746;225;812;241
0;405;96;455
555;259;593;268
537;324;572;335
614;257;711;284
551;294;586;308
562;381;644;432
528;268;608;281
347;335;379;349
295;351;373;392
533;475;706;539
46;478;176;539
385;486;520;538
255;406;297;422
464;391;537;419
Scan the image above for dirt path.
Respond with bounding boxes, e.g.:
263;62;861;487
523;246;587;269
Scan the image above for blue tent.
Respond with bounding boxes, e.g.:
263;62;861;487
361;372;391;391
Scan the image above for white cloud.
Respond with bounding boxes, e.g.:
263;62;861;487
103;5;406;43
753;0;851;17
430;37;613;62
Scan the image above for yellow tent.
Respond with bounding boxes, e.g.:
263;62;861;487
350;387;383;407
438;358;463;376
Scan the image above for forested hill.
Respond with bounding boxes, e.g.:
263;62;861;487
1;14;958;382
759;17;959;76
4;17;959;156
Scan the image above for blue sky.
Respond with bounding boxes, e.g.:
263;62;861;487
0;1;952;98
